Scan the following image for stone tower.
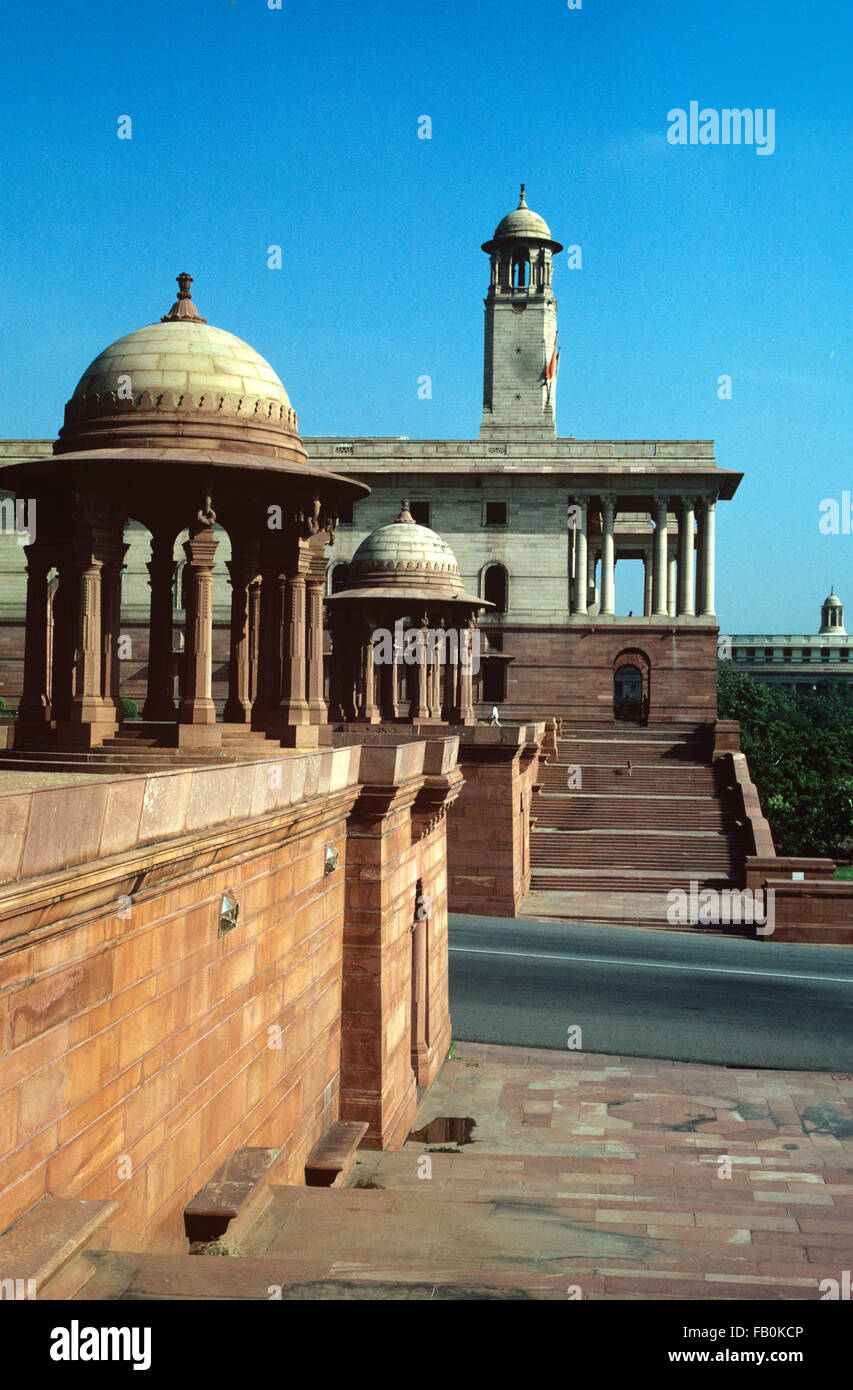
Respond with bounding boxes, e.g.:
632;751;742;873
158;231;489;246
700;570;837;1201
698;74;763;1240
479;185;563;439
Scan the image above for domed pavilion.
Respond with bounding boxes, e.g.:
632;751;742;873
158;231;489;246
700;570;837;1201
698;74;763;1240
326;500;490;724
3;273;368;749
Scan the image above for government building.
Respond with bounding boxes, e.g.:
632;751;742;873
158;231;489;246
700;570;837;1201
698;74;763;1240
0;186;742;729
727;590;853;691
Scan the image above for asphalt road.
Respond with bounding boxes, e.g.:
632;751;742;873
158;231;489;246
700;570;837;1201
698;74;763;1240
449;914;853;1071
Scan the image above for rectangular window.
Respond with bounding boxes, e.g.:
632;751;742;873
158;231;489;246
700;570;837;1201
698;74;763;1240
410;501;430;526
484;501;507;526
337;500;354;525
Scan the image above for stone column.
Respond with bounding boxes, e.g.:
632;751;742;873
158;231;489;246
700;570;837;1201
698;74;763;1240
278;572;309;726
361;622;380;723
305;576;326;724
600;494;616;616
143;534;177;721
411;614;430;720
667;547;677;618
68;555;105;726
18;545;52;726
678;496;696;617
224;548;258;723
652;495;669;616
247;579;261;705
642;552;653;617
698;496;716;618
571;497;589;616
455;618;475;724
178;526;218;726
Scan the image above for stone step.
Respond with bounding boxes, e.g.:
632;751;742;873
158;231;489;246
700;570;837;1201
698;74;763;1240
0;1196;116;1301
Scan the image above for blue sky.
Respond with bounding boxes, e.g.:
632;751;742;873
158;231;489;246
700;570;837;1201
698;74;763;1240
1;0;850;631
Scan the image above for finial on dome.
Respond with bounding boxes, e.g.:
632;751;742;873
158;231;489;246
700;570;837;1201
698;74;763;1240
518;183;527;207
161;272;207;324
396;498;416;524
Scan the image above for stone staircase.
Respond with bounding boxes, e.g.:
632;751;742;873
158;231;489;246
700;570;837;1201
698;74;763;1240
527;726;751;903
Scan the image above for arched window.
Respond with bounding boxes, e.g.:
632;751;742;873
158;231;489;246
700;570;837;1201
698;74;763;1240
511;253;528;289
483;563;508;614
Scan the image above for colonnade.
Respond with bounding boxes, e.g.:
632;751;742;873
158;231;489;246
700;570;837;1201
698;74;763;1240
18;503;329;746
329;612;478;725
569;493;717;620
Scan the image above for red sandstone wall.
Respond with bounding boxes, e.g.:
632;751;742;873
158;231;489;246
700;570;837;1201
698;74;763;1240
341;740;458;1149
494;624;719;725
0;741;458;1250
446;724;546;917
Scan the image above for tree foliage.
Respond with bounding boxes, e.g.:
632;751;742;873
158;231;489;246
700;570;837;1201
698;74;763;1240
717;664;853;860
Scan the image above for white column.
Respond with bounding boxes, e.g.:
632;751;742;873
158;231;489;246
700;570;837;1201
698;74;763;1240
678;496;696;616
667;548;677;618
699;496;716;618
643;552;652;616
600;494;615;616
571;497;588;615
652;495;669;616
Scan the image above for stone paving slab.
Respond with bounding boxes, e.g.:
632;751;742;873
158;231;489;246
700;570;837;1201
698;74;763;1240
78;1042;853;1300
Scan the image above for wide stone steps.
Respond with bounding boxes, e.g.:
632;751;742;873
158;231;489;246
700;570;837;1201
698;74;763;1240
526;726;749;906
534;794;729;831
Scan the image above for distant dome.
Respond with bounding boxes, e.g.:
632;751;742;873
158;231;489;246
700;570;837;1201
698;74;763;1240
484;185;562;251
819;587;846;636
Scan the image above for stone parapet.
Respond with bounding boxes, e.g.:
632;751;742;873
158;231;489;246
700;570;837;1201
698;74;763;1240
0;733;456;1248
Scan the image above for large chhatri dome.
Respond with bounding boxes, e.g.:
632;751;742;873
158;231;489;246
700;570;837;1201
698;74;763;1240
56;273;300;457
72;322;293;413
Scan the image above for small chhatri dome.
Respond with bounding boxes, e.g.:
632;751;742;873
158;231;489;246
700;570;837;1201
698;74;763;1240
329;500;487;608
350;499;461;579
487;183;562;249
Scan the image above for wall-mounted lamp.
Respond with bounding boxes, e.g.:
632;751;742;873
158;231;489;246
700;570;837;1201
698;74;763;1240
324;845;339;876
218;890;240;937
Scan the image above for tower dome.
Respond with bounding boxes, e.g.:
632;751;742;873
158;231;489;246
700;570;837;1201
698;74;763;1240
482;185;563;254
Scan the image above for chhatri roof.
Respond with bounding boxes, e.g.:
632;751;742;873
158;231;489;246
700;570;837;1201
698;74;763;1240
71;273;292;413
328;500;489;608
483;185;563;253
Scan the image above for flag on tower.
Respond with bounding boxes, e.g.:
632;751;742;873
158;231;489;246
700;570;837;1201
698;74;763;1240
545;334;558;382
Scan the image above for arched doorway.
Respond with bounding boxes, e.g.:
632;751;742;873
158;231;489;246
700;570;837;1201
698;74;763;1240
613;649;650;723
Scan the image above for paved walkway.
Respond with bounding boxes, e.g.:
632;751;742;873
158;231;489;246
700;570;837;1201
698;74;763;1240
81;1043;853;1300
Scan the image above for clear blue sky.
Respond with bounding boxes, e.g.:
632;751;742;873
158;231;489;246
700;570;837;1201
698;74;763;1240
1;0;850;632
